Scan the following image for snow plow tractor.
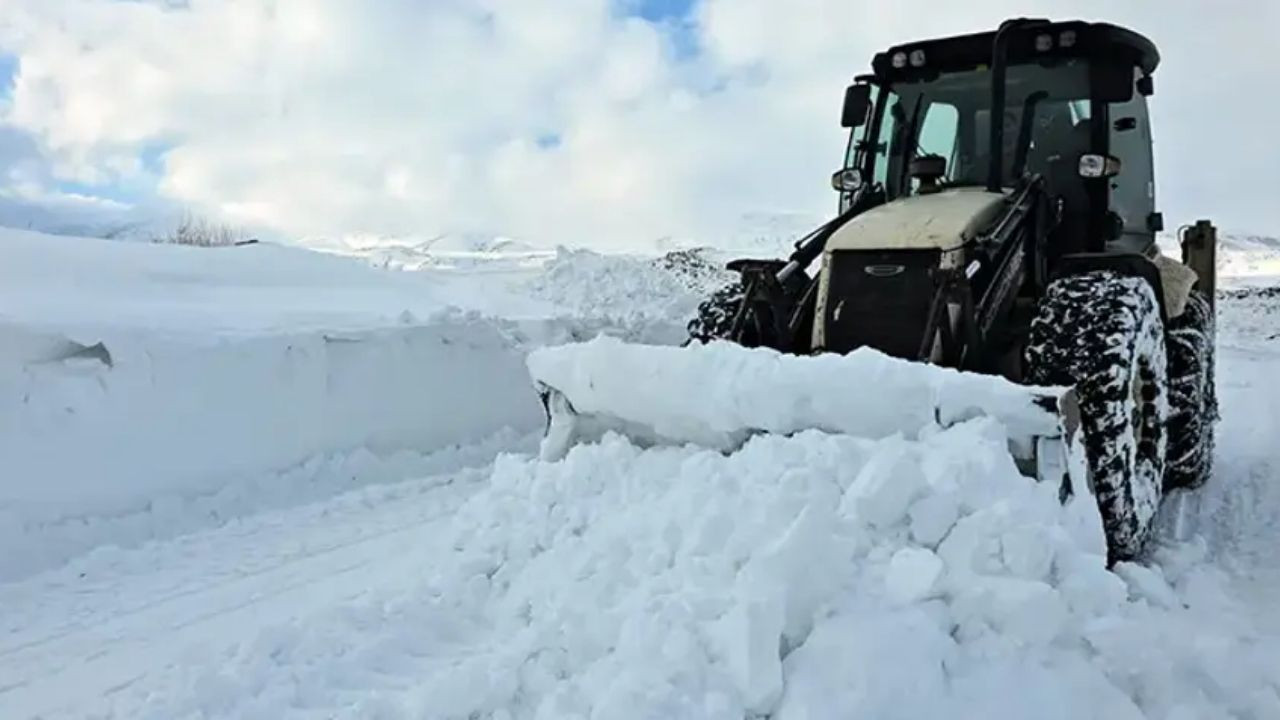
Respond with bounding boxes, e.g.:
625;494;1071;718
529;19;1219;565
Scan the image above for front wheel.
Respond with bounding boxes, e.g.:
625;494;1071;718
1026;270;1169;564
686;279;748;345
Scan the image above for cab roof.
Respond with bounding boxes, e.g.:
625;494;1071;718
871;20;1159;81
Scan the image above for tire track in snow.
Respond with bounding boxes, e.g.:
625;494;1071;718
0;465;492;719
1157;306;1280;633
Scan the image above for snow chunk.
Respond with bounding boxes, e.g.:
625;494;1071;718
713;594;785;714
909;492;960;547
777;609;953;719
885;548;945;605
841;440;927;529
952;577;1068;648
1113;562;1182;610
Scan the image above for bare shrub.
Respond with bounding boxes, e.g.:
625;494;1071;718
152;212;249;247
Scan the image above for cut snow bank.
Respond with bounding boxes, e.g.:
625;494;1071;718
0;229;730;579
0;228;564;580
0;314;544;580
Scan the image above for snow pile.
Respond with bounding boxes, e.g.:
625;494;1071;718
529;335;1069;459
117;417;1277;718
522;247;733;327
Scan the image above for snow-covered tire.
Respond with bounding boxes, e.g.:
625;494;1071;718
1026;270;1168;564
1164;290;1217;490
686;280;746;344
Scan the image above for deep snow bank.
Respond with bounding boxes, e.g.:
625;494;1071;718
0;313;544;580
0;229;564;579
0;229;731;578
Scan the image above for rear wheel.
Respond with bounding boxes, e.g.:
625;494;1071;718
1026;270;1168;564
1165;289;1217;489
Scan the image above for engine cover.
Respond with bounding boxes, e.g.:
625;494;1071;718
824;187;1007;254
811;188;1007;357
812;248;942;357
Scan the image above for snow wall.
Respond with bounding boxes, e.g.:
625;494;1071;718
0;230;726;580
0;314;545;579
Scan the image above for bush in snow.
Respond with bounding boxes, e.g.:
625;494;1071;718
152;212;250;247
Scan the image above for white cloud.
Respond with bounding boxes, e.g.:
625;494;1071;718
0;0;1276;247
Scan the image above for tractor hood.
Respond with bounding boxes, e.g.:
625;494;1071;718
827;187;1008;253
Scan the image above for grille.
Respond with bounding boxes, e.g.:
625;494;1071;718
821;249;941;358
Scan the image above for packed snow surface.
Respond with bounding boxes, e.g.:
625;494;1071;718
1;226;1279;718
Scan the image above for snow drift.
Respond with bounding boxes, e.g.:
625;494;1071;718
0;230;558;579
0;229;737;579
0;315;543;580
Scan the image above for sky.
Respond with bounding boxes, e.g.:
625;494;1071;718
0;0;1275;248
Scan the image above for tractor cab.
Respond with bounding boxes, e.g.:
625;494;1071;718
834;19;1162;258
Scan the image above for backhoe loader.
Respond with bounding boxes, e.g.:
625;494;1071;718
531;18;1218;564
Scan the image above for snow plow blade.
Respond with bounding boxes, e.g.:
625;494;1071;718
528;336;1084;487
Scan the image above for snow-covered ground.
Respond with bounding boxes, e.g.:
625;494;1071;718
1;228;1278;718
0;229;730;580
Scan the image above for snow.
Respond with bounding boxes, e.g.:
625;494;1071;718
6;415;1254;719
1;224;1279;718
522;246;733;327
0;227;551;335
0;313;545;580
0;229;733;581
884;547;945;604
529;334;1071;461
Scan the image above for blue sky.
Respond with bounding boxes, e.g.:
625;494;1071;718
0;53;16;98
631;0;695;22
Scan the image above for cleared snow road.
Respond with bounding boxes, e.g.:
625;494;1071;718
1160;291;1280;634
0;466;491;718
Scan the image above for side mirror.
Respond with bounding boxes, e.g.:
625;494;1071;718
1078;154;1122;179
831;167;864;192
841;84;872;128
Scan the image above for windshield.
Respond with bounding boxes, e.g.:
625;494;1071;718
854;59;1093;200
